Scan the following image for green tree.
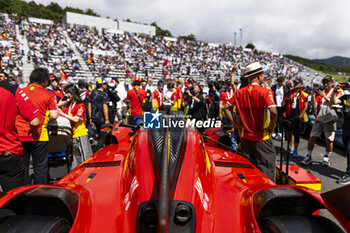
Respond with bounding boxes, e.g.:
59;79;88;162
178;34;196;41
46;2;63;15
151;22;173;37
85;8;99;17
245;42;255;50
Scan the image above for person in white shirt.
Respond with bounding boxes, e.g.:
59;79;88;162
271;76;285;140
116;78;131;124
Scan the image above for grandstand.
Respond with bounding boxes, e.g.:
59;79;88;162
0;12;324;88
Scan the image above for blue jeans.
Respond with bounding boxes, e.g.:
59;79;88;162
128;115;143;126
222;118;239;150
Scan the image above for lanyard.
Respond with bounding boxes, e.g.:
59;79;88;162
68;102;76;116
226;90;234;100
321;89;333;104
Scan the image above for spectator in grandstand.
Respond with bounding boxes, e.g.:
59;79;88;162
271;76;285;140
0;78;39;192
225;62;277;180
284;78;310;157
332;83;350;184
301;77;342;167
59;84;93;162
15;68;58;185
152;81;165;111
126;77;147;125
88;77;110;150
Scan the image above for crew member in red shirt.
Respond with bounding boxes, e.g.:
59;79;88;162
0;79;39;192
225;62;277;180
152;81;164;111
127;77;147;126
16;68;58;185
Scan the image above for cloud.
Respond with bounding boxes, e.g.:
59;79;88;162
27;0;350;59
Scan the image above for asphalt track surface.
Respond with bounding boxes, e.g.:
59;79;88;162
273;136;347;230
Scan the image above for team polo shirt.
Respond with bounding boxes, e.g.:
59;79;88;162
62;102;87;138
227;84;276;142
127;87;147;116
152;89;164;110
0;81;39;155
16;83;58;141
166;89;181;111
220;89;235;117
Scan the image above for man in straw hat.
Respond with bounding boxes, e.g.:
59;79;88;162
225;62;277;180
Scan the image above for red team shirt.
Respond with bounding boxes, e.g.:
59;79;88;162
152;89;164;110
220;89;235;117
0;81;39;155
127;87;147;116
62;102;87;138
227;84;276;141
16;83;58;141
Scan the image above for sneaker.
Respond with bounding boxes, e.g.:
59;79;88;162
336;174;350;185
288;147;294;153
322;156;330;167
272;133;276;139
275;133;282;141
300;155;312;165
292;150;299;158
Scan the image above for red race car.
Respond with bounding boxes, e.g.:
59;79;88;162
0;123;349;233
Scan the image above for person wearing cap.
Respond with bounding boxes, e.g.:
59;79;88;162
15;68;59;185
284;78;310;157
126;77;147;126
46;76;63;103
301;76;342;167
224;62;277;180
88;77;110;150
